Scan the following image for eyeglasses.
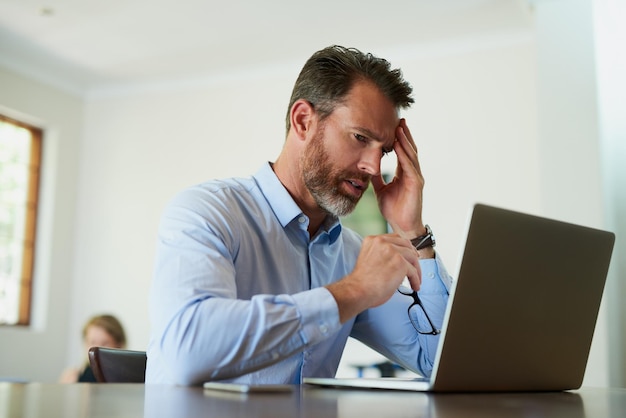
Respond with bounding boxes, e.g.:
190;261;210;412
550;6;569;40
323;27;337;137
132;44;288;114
397;286;441;335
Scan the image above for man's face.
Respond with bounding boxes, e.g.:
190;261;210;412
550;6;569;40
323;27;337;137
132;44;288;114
301;80;399;217
301;125;362;217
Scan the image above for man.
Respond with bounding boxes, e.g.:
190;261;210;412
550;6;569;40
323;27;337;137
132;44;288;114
146;45;452;385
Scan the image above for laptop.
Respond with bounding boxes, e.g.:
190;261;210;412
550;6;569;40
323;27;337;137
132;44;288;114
304;204;615;392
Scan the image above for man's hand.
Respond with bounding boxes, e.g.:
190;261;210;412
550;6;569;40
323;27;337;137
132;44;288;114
326;233;421;323
371;119;427;239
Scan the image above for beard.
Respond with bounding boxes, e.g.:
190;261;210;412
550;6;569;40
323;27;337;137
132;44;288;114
301;128;369;217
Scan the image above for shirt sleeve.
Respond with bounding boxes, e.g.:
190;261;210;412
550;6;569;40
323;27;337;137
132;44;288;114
146;189;342;385
349;253;452;377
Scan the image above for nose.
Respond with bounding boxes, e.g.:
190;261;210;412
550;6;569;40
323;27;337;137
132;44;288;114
357;148;382;176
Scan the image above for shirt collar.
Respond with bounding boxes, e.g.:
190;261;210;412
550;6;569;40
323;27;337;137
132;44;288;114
253;162;303;228
253;162;342;244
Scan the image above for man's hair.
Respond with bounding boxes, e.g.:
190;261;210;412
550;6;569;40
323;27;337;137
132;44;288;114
285;45;414;134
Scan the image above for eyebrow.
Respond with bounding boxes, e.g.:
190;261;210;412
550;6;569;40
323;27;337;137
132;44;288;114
354;127;396;152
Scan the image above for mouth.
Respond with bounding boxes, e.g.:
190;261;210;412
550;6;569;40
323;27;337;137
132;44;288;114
343;178;368;198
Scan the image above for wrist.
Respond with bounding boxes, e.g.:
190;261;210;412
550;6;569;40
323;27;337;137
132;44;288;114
325;276;368;324
410;224;435;251
409;225;429;237
416;247;435;259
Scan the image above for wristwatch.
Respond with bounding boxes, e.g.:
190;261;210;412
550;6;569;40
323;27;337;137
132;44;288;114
410;225;435;250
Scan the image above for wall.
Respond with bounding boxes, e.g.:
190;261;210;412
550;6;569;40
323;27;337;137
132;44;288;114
0;67;83;382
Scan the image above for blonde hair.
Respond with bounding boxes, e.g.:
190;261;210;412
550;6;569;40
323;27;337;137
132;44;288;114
82;314;127;348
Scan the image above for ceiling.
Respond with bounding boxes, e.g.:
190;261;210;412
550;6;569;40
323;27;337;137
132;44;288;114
0;0;533;96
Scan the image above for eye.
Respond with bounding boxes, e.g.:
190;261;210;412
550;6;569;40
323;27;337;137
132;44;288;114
354;133;393;157
354;133;367;143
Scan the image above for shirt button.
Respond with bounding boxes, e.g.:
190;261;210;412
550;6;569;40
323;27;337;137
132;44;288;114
319;324;328;334
298;216;306;224
428;272;435;279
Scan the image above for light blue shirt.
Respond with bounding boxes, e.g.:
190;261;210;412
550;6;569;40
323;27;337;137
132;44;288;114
146;163;452;385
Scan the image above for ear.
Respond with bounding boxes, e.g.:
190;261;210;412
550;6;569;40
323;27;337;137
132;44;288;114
289;99;315;141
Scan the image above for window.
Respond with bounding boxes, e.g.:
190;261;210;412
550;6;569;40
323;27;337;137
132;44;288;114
0;115;42;326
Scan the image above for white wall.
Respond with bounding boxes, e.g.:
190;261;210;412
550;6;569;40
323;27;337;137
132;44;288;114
1;0;622;386
0;67;83;382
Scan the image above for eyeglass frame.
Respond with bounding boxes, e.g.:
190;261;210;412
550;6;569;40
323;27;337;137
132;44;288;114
397;286;441;335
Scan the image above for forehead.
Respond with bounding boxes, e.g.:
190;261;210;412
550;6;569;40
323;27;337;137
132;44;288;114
330;80;400;144
85;325;113;340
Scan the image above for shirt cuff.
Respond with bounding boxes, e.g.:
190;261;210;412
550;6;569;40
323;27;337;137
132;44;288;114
418;254;452;295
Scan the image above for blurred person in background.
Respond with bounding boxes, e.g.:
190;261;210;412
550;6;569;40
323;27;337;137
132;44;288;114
59;314;127;383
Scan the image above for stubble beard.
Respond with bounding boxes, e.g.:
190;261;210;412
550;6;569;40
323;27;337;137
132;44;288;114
301;128;368;217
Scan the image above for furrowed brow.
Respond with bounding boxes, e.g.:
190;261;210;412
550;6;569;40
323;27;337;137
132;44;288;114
355;127;395;153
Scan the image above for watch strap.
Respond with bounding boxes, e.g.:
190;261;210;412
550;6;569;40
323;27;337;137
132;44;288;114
410;225;435;250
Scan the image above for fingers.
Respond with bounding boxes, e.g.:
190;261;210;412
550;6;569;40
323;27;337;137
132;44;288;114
398;118;417;154
357;233;422;294
395;120;421;178
400;239;422;291
329;233;423;322
406;262;422;292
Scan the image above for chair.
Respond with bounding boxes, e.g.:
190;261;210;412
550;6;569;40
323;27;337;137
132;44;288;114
88;347;147;383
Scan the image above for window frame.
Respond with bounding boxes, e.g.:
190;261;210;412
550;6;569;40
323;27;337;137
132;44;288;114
0;114;42;326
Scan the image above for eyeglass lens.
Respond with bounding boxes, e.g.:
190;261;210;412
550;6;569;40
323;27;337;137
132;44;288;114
398;286;440;335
